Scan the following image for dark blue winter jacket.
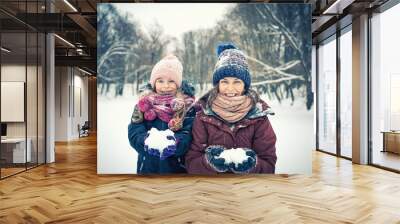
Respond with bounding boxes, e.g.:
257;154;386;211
128;81;196;174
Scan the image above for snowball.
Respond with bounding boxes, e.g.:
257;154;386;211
144;128;175;154
217;148;249;167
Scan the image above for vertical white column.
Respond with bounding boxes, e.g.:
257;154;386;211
46;1;55;163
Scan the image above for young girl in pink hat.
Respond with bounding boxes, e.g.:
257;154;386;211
128;54;196;174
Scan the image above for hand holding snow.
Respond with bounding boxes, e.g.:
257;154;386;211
217;148;249;168
216;148;257;173
144;128;176;158
204;145;230;172
205;146;257;173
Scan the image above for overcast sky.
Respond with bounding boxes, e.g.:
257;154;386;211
114;3;234;42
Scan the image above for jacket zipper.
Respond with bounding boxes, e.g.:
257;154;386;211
139;156;145;172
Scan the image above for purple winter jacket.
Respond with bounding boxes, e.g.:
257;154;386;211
185;89;277;174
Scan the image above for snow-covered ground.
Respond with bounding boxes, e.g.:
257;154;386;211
268;98;313;174
98;84;313;174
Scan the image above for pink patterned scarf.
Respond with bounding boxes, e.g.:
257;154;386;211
137;92;194;131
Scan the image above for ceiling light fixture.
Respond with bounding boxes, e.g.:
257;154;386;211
1;47;11;53
54;34;75;48
63;0;78;12
322;0;354;15
78;67;92;76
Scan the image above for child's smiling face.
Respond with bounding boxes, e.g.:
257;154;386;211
155;77;178;95
218;77;245;97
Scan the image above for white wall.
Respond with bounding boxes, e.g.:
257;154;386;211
72;73;89;138
1;65;38;138
55;66;69;141
1;63;46;163
1;82;25;122
1;65;26;126
55;67;89;141
1;65;26;81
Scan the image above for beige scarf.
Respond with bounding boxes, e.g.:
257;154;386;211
211;93;253;123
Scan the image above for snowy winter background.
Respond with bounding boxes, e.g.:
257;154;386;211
98;85;313;174
97;3;313;174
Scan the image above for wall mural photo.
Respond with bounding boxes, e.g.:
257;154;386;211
97;3;313;175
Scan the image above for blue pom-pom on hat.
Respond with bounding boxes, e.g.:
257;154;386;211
217;43;237;57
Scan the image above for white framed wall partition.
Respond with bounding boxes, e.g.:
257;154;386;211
317;35;337;155
0;1;47;179
315;20;358;161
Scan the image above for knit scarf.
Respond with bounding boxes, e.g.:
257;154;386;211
211;93;253;123
137;92;194;131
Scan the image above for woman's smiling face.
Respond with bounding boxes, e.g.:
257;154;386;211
155;77;177;95
218;77;245;97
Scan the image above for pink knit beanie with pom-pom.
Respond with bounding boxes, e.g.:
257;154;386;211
150;54;183;89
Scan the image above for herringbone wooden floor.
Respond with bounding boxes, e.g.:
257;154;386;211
1;134;400;224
